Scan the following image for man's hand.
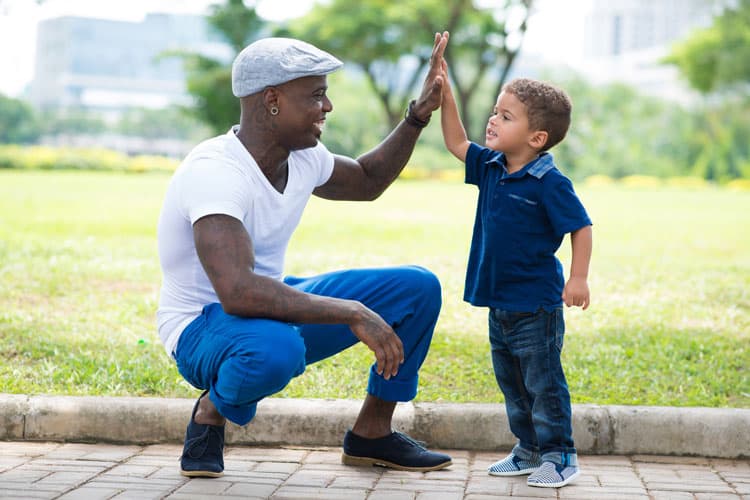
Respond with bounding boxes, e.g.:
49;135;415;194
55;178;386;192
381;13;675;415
562;276;590;310
349;304;404;380
412;31;449;121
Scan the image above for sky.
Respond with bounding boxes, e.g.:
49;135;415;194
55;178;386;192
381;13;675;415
0;0;590;98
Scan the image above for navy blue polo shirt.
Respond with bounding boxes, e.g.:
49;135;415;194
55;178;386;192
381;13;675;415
464;143;592;312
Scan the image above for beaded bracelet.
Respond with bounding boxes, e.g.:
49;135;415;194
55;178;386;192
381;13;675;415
404;100;431;128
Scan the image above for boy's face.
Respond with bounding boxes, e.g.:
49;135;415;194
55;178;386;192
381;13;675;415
485;91;534;154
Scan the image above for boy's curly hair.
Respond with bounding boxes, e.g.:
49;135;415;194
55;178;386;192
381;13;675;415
503;78;572;151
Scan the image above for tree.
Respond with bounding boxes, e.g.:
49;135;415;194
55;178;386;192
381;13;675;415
665;0;750;93
0;94;39;144
541;69;750;182
169;0;265;133
443;0;533;140
40;108;105;136
115;107;211;141
290;0;532;139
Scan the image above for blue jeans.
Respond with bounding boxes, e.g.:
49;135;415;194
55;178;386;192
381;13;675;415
488;307;576;462
174;266;441;426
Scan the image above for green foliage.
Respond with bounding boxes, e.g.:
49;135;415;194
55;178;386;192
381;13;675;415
290;0;441;126
665;0;750;93
665;28;722;93
290;0;532;132
685;97;750;181
551;74;690;179
39;108;105;136
166;0;266;134
206;0;264;52
181;55;238;135
114;106;211;141
441;1;533;139
545;71;750;181
0;145;177;173
322;72;389;156
1;171;747;407
0;93;39;144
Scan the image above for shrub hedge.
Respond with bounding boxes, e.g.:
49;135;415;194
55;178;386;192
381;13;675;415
0;145;177;174
1;145;749;191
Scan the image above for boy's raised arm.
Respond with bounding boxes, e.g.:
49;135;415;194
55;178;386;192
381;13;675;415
440;60;471;162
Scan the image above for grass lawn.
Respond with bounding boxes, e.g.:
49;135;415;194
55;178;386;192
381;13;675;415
0;170;748;408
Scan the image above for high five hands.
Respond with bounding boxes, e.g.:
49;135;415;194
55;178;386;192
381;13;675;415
412;31;450;121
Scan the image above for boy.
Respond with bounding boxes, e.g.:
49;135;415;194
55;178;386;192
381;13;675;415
440;63;593;488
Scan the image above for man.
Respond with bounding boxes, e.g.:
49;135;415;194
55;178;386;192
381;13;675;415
157;32;451;477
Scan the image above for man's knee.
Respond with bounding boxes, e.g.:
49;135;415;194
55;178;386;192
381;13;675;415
260;333;307;391
216;328;306;406
401;265;442;307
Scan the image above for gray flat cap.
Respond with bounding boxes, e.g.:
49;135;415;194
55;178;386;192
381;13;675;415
231;38;343;97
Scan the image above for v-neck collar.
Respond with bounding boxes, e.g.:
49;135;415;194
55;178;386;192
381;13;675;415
227;126;291;197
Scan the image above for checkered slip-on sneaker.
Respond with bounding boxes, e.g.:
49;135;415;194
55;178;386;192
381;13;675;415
488;451;542;476
527;460;580;488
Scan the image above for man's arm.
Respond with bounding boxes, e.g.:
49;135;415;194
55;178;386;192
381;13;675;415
562;224;592;309
313;32;448;202
440;59;470;162
193;214;404;379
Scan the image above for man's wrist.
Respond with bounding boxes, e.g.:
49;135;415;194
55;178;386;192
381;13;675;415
404;99;431;128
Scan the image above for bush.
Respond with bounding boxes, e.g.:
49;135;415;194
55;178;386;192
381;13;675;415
620;175;663;188
0;145;176;173
665;176;712;189
725;178;750;191
583;175;616;187
127;155;179;174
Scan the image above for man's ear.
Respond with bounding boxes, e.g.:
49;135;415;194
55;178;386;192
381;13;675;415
529;130;548;150
262;87;280;112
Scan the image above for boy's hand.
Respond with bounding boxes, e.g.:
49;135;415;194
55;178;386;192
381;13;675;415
440;59;451;95
413;31;449;118
562;276;590;310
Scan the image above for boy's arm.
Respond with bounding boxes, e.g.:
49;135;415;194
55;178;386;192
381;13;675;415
440;60;471;162
562;224;592;310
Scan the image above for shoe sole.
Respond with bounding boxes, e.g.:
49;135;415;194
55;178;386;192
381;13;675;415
341;453;452;472
488;467;539;476
180;469;224;478
527;469;581;488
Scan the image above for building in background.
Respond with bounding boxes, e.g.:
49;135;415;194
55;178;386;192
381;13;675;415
29;13;230;113
580;0;715;101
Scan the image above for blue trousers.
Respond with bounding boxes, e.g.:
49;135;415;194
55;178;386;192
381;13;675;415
174;266;441;426
488;307;576;461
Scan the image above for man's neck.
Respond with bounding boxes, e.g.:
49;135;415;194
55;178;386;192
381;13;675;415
234;125;290;193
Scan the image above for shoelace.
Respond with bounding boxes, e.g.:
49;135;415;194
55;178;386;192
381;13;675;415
181;425;223;459
393;431;427;450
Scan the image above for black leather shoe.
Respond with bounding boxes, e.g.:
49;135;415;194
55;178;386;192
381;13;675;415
180;391;225;478
342;429;452;471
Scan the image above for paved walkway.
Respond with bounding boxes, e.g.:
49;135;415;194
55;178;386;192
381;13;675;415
1;441;748;499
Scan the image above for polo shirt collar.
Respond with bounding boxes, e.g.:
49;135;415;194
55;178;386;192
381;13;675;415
486;151;555;179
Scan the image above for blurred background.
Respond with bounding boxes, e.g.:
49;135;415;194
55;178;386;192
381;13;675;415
0;0;748;184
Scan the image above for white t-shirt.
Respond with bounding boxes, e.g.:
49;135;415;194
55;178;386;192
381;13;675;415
156;128;335;355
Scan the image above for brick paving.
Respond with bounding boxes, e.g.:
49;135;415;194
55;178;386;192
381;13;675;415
0;441;747;499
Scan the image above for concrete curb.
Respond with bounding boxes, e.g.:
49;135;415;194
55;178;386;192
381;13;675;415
1;394;748;459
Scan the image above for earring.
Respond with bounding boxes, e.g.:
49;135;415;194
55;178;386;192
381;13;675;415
270;106;279;116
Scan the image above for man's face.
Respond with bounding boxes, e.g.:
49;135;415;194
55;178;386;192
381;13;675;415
275;75;332;150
